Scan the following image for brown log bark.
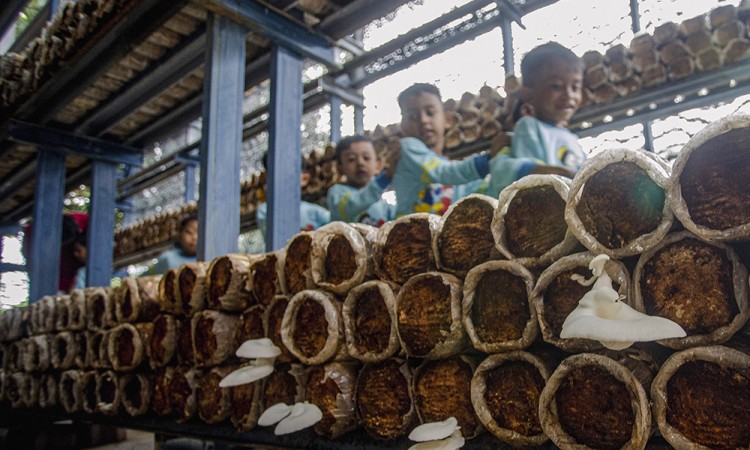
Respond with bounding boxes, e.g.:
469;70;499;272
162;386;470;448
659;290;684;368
723;37;750;63
305;362;359;439
259;362;304;412
471;351;551;446
120;372;151;416
355;358;415;440
685;29;713;55
396;272;467;359
68;289;87;331
59;370;84;413
206;254;253;312
281;289;345;365
667;56;694;80
374;213;439;285
158;268;180;315
38;373;58;408
463;261;538;353
653;22;679;46
230;375;262;432
539;352;653;450
197;365;234;424
641;64;668;87
434;194;499;277
565;148;673;258
152;366;174;416
414;356;484;439
634;232;749;349
74;331;89;369
96;370;120;415
148;314;181;368
170;366;202;423
632;49;658;72
342;281;400;363
81;370;98;414
667;114;750;241
280;231;316;295
248;252;282;307
23;334;51;372
86;287;115;330
51;331;77;370
532;252;631;352
238;304;265;344
108;323;151;371
680;14;708;36
311;222;376;295
191;310;240;368
55;294;71;331
115;276;161;323
264;296;295;363
651;345;750;449
493;175;577;267
176;262;208;315
696;46;723;71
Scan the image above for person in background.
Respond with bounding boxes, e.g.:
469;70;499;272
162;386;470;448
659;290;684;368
488;41;586;195
390;83;497;217
22;212;89;293
72;229;87;290
326;135;396;227
150;214;198;274
256;155;330;235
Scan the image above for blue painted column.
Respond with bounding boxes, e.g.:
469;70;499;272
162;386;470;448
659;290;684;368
330;95;342;143
87;160;116;287
198;13;246;261
266;44;303;251
184;164;196;203
29;150;65;301
500;16;514;76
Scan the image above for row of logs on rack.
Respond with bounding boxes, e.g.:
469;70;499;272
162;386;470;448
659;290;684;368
584;3;750;104
0;0;133;110
2;115;750;449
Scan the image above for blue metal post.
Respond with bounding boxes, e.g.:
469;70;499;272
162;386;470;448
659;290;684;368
500;15;514;75
266;44;303;251
184;164;196;203
198;13;245;261
354;105;364;135
29;150;65;301
87;161;116;287
330;95;342;143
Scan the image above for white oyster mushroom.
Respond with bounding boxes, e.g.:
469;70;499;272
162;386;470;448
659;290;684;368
409;431;465;450
561;254;686;350
274;402;323;435
409;417;460;442
236;337;282;359
219;359;275;387
258;402;293;426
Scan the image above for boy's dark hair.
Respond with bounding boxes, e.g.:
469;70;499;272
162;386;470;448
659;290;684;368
180;214;198;232
521;42;583;87
334;135;373;163
397;83;442;110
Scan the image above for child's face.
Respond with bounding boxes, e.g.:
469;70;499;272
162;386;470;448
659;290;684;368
525;57;583;127
337;141;380;189
400;92;450;154
179;219;198;256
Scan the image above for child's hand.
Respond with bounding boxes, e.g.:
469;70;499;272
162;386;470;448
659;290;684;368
385;147;401;178
489;132;511;157
530;164;576;178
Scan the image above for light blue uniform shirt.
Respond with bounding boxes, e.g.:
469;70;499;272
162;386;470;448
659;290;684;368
391;137;490;217
487;116;585;197
151;246;198;275
256;200;331;236
326;172;395;227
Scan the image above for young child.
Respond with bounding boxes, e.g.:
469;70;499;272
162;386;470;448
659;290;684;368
151;214;198;274
256;156;330;234
72;229;87;290
326;135;395;227
391;83;493;217
489;42;586;195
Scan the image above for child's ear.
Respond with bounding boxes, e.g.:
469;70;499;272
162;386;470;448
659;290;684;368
300;171;311;186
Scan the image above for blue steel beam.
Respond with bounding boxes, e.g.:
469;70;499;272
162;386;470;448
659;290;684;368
203;0;339;70
0;263;25;272
29;150;65;301
0;0;26;41
197;13;246;261
0;157;37;206
5;120;142;166
266;44;303;252
75;27;207;136
87;161;116;287
0;222;21;235
330;95;342;143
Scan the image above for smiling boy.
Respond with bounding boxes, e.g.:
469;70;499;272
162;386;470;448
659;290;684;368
489;42;586;194
391;83;493;217
326;135;395;226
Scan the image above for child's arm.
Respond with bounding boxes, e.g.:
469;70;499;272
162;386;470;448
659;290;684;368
486;118;551;195
327;173;390;222
399;137;490;184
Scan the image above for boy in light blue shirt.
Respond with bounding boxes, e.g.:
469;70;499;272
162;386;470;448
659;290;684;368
326;135;395;227
488;42;586;195
151;214;198;275
390;83;495;217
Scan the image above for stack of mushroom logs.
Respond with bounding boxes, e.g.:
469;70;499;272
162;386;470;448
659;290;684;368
2;115;750;449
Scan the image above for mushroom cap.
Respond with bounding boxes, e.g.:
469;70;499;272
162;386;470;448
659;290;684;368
409;431;466;450
236;337;282;359
258;402;292;426
274;402;323;435
409;417;460;442
219;361;275;387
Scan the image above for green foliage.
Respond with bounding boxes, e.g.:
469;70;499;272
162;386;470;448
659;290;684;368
15;0;47;37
